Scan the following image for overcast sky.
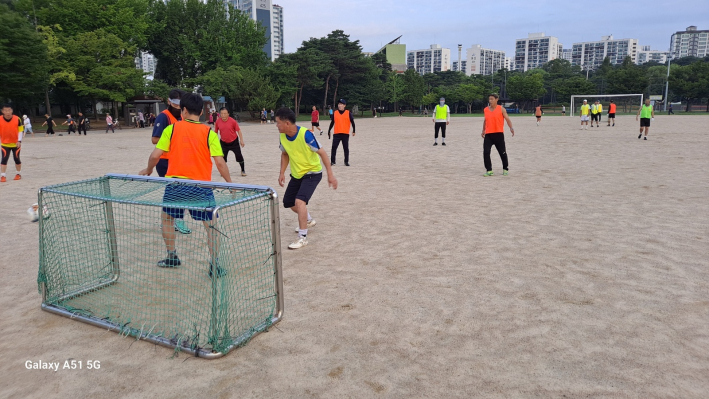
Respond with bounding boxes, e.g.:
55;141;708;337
277;0;709;57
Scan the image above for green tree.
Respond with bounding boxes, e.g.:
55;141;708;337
456;83;484;113
552;76;596;104
606;57;649;94
670;61;709;111
506;71;546;109
399;69;425;111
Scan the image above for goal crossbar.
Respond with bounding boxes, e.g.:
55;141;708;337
570;94;643;117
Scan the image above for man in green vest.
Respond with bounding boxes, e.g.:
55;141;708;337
276;107;338;250
432;97;450;146
636;98;654;140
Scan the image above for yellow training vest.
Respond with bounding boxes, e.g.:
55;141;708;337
280;126;323;179
581;104;590;116
434;105;448;120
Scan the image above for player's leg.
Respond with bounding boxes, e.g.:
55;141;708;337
233;143;246;176
331;134;341;165
493;134;509;173
0;147;9;182
434;122;440;145
483;135;494;176
221;140;232;163
11;147;21;179
342;135;350;166
158;211;181;267
289;173;322;249
441;123;446;145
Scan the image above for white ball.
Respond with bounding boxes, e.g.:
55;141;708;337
27;204;39;222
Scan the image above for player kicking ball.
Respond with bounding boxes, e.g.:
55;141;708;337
276;108;337;249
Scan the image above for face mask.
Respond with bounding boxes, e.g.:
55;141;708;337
440;102;444;106
169;107;181;118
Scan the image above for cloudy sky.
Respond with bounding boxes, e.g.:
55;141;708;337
277;0;709;56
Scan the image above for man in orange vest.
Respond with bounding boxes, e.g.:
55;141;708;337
534;104;543;126
327;98;355;166
606;100;616;127
150;89;190;234
139;93;232;278
1;104;24;182
481;93;515;177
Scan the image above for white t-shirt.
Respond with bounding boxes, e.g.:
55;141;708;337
23;116;32;127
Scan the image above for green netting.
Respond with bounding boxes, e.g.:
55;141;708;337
37;174;282;357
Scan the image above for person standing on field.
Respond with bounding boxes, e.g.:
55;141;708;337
42;113;56;136
215;107;246;176
432;97;450;146
606;100;616;127
636;98;654;140
327;99;355;166
580;100;590;130
481;94;515;177
311;105;323;135
535;104;543;126
1;104;24;182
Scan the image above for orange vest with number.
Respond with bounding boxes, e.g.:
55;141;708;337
165;121;214;181
333;110;351;134
484;105;504;134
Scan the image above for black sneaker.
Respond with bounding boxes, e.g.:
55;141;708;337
157;255;181;268
345;162;350;166
638;133;642;139
442;142;446;146
433;142;438;146
644;137;647;140
209;262;227;278
331;162;336;166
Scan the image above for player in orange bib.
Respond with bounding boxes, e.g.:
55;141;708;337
606;100;617;127
481;94;515;177
327;98;355;166
535;104;543;126
1;104;24;182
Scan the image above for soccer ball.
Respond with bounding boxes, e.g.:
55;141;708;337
27;203;50;223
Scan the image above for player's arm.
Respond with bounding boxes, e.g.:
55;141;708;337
279;150;289;187
481;119;486;138
349;112;356;136
316;147;337;190
502;108;515;136
17;120;23;148
446;106;450;125
206;130;231;182
327;118;335;134
213;157;232;183
139;148;165;176
651;108;655;118
636;107;641;120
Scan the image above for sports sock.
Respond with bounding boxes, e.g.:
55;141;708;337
1;173;5;177
307;212;311;221
167;249;177;258
298;228;307;237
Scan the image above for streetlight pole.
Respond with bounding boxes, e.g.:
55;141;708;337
663;56;671;112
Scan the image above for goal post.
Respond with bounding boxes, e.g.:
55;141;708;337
570;94;643;116
37;174;284;358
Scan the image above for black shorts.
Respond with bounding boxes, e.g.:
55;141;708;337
162;184;216;221
591;114;599;121
608;113;616;118
1;145;21;165
311;122;319;127
283;173;322;208
640;118;651;127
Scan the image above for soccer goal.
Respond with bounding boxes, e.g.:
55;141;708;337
570;94;643;116
37;174;283;358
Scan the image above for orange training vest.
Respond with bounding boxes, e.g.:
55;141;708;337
165;121;214;181
0;116;21;145
159;109;178;160
333;110;351;134
535;106;542;117
484;106;504;134
609;103;616;113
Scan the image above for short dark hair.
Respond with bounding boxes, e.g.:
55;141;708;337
168;89;184;100
180;93;203;115
275;107;296;124
2;104;12;109
488;93;499;99
219;107;228;112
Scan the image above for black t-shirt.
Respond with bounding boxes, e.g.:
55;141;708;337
78;116;86;125
46;117;53;124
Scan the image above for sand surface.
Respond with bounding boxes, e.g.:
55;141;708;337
1;114;708;398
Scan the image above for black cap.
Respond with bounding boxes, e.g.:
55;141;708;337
338;98;347;105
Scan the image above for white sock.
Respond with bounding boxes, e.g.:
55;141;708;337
298;228;308;237
442;138;445;143
1;173;5;177
16;171;20;175
307;212;311;221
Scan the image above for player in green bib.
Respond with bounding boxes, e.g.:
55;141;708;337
276;108;337;250
432;97;450;146
636;98;654;140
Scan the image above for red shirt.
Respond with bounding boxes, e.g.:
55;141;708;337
214;117;239;143
311;110;319;122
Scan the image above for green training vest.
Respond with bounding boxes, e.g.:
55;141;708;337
280;126;322;179
640;105;653;119
434;105;448;120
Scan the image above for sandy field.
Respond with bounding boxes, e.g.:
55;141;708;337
1;113;708;398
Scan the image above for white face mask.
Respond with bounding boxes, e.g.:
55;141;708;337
439;102;445;106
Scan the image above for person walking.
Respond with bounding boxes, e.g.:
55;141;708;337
562;105;566;116
328;105;334;121
42;113;56;136
276;107;337;250
260;108;267;124
327;99;355;166
105;113;115;133
606;100;616;127
481;94;515;177
1;104;24;182
432;97;450;146
535;104;543;126
668;103;674;115
62;114;76;134
215;107;247;177
311;105;323;135
77;112;88;135
22;114;34;138
636;98;654;140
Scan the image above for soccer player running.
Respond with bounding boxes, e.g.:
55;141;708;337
311;106;323;135
432;97;450;146
215;107;247;177
139;93;232;278
580;100;590;130
276;107;337;250
636;98;654;140
151;89;190;234
535;104;543;126
1;104;24;182
77;112;88;135
327;99;355;166
105;113;115;133
606;100;616;127
481;94;515;177
42;113;56;136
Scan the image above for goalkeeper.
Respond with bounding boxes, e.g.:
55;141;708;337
139;93;232;278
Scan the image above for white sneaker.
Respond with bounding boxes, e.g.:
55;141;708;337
294;219;317;232
288;236;308;249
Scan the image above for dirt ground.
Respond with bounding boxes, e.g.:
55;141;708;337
1;114;708;398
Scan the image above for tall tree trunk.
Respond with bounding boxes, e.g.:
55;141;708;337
322;74;331;111
331;78;340;108
296;83;304;117
44;89;51;116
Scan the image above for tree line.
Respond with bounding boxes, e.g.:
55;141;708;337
2;0;708;119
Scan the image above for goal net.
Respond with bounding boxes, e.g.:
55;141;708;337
570;94;643;117
37;174;283;358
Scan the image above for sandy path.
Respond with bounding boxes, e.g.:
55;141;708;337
1;114;707;398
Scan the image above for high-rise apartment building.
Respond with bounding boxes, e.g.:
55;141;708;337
670;26;709;59
227;0;282;60
636;45;669;65
560;48;573;62
452;60;467;73
135;51;156;80
514;33;562;71
504;57;513;71
465;44;505;76
571;35;638;69
407;45;451;75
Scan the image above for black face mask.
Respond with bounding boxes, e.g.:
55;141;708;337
169;106;181;118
